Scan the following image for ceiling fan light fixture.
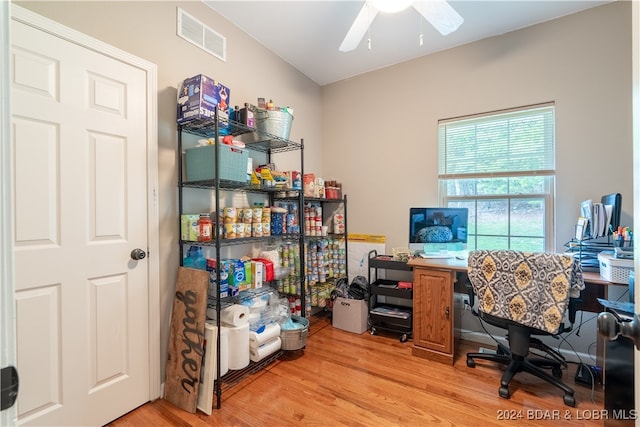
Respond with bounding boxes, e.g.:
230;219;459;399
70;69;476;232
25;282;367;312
370;0;414;14
340;0;463;52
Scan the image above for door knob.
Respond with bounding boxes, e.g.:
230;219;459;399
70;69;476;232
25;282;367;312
130;248;146;261
1;366;18;410
597;311;640;350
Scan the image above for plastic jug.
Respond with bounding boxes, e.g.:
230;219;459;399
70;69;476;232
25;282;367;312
183;245;206;270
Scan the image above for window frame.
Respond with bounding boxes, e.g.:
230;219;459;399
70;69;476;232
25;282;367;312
438;103;556;252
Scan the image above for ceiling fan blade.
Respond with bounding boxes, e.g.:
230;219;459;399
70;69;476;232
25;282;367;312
412;0;464;36
339;2;379;52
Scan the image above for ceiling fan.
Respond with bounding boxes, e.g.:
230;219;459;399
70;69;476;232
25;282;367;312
339;0;464;52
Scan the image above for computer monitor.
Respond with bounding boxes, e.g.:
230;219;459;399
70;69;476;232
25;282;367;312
409;207;469;253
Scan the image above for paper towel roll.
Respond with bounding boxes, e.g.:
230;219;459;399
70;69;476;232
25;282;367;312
249;337;281;363
220;304;249;326
249;322;281;349
225;323;250;370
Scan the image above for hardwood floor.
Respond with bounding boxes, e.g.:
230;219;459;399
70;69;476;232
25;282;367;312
108;314;605;426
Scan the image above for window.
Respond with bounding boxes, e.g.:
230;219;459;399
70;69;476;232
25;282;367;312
438;103;555;252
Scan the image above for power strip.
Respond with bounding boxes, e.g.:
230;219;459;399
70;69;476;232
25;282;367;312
478;347;496;354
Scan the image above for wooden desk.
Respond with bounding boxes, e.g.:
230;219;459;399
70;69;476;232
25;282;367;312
581;271;616;312
407;257;620;365
407;257;467;365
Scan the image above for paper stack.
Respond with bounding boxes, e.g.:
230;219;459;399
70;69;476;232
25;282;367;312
579;199;614;239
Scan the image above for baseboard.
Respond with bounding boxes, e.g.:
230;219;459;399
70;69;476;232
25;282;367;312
458;329;591;364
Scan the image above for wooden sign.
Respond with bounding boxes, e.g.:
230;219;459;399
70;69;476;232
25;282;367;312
164;267;210;413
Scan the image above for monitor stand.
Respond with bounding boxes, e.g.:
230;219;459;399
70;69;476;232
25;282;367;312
409;243;425;254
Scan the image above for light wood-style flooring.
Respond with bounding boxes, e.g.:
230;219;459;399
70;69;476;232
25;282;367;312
108;314;605;426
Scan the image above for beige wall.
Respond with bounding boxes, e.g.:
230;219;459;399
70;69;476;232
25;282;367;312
14;1;633;377
14;0;323;381
322;1;633;253
319;1;632;356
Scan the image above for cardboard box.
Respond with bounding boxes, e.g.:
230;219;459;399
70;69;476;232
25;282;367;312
180;214;200;241
177;74;230;124
252;260;264;289
230;259;247;291
206;258;230;298
332;297;368;334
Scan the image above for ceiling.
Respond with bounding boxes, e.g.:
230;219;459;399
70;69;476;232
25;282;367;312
204;0;612;86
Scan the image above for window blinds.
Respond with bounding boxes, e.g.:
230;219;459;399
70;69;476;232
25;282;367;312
438;104;555;178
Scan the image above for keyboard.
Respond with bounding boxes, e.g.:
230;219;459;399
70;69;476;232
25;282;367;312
419;253;453;259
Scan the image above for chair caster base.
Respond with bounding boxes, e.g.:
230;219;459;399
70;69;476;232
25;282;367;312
564;394;576;407
499;386;510;399
467;358;476;368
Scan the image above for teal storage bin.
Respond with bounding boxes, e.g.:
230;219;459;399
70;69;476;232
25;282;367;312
185;144;249;183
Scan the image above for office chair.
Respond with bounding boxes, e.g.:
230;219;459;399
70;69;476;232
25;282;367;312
465;250;584;407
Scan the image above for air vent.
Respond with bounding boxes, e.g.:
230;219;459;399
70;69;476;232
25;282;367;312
177;7;226;62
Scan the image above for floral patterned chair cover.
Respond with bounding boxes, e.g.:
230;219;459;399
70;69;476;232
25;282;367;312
467;250;584;334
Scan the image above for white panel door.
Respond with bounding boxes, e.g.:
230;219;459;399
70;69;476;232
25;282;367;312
1;1;17;425
11;17;151;427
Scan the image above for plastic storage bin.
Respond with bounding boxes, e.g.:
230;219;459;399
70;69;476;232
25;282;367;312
185;144;249;183
598;252;633;284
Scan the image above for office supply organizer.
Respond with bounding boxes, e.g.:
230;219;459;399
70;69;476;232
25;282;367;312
565;192;623;272
564;237;614;272
612;227;633;260
565;228;633;273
